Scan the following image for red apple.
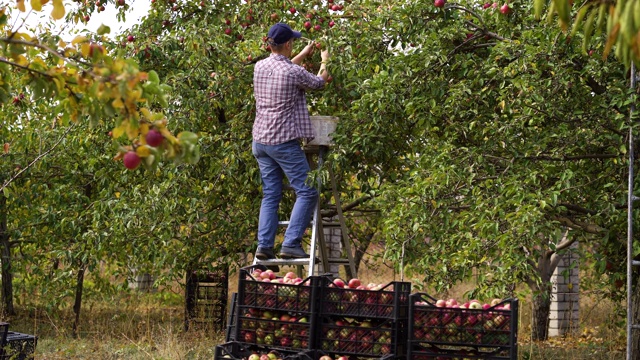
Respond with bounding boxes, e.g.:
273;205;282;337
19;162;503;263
329;20;335;27
123;151;141;170
304;21;312;29
499;3;510;14
117;0;125;5
348;278;361;288
331;4;339;11
314;24;321;31
435;299;446;307
434;0;445;7
289;7;296;14
333;278;346;288
127;35;135;42
145;129;164;147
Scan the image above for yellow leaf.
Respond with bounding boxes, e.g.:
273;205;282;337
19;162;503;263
51;0;65;20
136;145;151;158
15;55;28;67
17;0;25;12
31;0;42;11
112;97;124;109
140;123;150;135
80;43;90;57
140;108;152;120
72;35;88;45
115;192;121;198
113;124;126;138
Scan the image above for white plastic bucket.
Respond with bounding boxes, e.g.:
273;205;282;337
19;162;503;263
307;116;338;146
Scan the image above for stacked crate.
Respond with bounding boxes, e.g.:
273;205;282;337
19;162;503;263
219;266;521;360
408;293;518;360
1;332;37;360
231;265;322;353
185;268;228;332
315;277;411;359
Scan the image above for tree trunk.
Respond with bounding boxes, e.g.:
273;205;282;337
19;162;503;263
352;231;374;276
0;193;14;316
72;263;86;338
531;284;552;341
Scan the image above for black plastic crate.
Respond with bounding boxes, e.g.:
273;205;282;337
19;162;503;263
1;332;37;360
215;341;304;360
238;265;320;314
185;268;228;332
235;265;321;351
226;292;239;342
318;277;411;320
316;317;406;358
408;293;518;360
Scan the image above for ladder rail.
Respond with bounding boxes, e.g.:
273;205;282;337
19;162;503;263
628;61;638;360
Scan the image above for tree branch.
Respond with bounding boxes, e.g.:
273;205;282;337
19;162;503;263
322;194;373;218
521;153;618;161
557;202;597;215
1;124;76;192
554;216;606;234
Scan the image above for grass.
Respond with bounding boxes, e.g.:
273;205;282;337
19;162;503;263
1;259;628;359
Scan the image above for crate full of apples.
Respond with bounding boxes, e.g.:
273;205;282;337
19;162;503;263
238;265;321;314
238;308;314;350
214;341;314;360
235;265;321;351
316;317;406;358
318;276;411;320
408;293;518;360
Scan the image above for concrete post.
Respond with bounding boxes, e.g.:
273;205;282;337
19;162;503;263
549;241;579;337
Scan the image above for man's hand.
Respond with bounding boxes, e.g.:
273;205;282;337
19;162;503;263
321;49;330;62
318;49;330;82
292;41;315;65
300;41;316;58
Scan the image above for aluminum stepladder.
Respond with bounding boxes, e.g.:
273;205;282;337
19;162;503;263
252;145;357;278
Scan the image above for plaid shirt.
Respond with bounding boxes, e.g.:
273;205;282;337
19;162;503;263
253;54;326;145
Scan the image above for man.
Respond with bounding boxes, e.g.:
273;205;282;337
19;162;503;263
252;23;330;262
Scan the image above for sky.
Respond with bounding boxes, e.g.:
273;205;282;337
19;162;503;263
9;1;151;37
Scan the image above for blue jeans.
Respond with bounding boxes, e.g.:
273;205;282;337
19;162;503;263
252;140;318;249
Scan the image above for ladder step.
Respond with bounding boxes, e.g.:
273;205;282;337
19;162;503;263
632;324;640;330
322;222;341;228
278;220;316;226
255;258;317;266
327;258;351;264
633;260;640;267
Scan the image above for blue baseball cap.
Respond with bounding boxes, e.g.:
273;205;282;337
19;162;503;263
267;23;302;45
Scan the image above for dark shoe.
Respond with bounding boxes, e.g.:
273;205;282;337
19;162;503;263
255;247;279;272
279;246;310;259
255;247;275;260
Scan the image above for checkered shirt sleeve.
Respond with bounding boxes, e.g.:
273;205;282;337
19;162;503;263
253;54;326;145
